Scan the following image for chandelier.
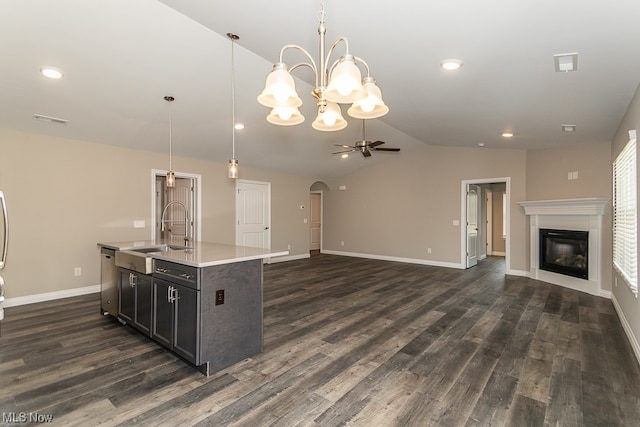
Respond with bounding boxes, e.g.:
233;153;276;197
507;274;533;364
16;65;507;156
257;4;388;132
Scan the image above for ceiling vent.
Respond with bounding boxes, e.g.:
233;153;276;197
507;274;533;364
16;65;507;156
561;124;576;132
554;53;578;72
33;114;69;125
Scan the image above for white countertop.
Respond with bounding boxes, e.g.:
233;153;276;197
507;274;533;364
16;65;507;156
98;240;289;268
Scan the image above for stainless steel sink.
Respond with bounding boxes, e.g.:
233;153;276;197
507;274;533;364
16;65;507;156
115;245;188;274
129;245;188;254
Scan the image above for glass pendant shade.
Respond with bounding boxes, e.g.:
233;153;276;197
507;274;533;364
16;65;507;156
267;106;305;126
347;78;389;119
228;158;239;179
257;66;303;108
324;57;367;104
166;171;176;187
312;101;347;131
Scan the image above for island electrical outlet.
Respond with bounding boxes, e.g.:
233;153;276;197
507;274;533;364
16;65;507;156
215;289;225;305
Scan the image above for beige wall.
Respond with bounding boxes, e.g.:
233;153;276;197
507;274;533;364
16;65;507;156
323;145;528;272
490;183;506;254
0;128;317;299
526;143;611;200
611;83;640;359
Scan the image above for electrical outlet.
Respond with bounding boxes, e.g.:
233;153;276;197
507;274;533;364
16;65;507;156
340;241;345;247
74;267;82;277
287;244;291;250
215;289;224;305
427;248;432;254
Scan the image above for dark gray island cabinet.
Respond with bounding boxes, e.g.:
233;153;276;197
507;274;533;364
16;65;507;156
100;240;288;376
151;258;263;374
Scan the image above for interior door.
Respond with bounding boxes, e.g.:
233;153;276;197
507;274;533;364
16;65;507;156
310;192;321;251
466;184;480;268
236;180;271;249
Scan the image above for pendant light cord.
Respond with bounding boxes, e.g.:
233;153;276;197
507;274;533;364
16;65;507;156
231;35;236;160
164;95;175;171
169;107;173;170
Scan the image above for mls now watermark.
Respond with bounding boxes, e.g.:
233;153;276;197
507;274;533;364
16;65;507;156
3;412;54;423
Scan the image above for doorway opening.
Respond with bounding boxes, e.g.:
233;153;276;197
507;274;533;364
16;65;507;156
461;177;510;272
310;181;329;256
152;170;201;244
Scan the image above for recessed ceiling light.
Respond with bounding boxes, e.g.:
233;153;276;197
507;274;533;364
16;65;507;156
501;132;514;138
478;143;485;147
234;123;245;130
561;124;576;132
440;59;463;71
341;153;349;159
40;66;64;79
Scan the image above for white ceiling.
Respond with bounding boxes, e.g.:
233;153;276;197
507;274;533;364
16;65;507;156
2;0;639;178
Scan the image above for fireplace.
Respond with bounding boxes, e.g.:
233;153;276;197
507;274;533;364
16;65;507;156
539;228;588;280
519;198;608;297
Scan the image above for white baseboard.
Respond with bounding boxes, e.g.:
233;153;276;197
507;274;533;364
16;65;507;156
599;289;612;299
321;250;465;269
4;285;100;308
491;251;506;256
268;253;310;263
506;269;530;277
611;292;640;365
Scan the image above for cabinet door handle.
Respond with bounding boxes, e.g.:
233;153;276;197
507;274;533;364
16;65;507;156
131;274;137;288
167;285;173;303
173;287;180;302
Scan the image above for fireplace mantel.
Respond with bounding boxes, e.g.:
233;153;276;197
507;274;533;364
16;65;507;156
518;197;610;297
518;198;609;216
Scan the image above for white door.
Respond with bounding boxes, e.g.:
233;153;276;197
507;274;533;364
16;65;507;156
310;192;322;251
236;180;270;249
466;184;480;268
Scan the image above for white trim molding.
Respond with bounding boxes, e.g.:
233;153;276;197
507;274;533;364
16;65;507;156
519;197;608;216
322;250;464;270
4;285;100;308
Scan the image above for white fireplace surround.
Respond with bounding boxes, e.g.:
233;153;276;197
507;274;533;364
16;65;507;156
518;198;609;297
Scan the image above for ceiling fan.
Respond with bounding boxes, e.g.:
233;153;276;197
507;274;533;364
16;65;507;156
332;121;401;158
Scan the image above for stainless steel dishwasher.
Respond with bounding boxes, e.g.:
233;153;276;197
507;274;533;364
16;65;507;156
100;247;118;316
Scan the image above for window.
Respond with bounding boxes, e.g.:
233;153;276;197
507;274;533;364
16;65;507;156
613;132;637;293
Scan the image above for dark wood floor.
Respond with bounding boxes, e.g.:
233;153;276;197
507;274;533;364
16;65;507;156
1;255;639;426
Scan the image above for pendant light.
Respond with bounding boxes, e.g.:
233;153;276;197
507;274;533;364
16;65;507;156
228;33;240;179
164;95;176;187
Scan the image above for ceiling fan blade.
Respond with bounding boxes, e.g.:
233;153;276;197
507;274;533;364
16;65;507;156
373;147;401;152
368;140;385;148
334;144;354;148
332;149;356;155
362;148;372;157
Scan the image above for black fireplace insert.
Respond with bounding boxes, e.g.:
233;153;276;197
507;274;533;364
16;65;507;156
539;228;588;279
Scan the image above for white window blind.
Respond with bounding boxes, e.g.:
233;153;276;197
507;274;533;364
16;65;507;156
613;135;637;293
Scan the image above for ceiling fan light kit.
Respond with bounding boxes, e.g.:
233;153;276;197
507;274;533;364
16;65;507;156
257;3;388;131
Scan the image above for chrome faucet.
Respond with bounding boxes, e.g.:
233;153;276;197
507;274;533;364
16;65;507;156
160;201;191;246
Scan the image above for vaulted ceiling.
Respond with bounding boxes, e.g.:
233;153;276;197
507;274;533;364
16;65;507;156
2;0;639;178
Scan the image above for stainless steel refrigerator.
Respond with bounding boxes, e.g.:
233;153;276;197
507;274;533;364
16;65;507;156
0;190;7;330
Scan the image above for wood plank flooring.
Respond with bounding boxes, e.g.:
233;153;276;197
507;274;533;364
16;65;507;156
1;255;639;426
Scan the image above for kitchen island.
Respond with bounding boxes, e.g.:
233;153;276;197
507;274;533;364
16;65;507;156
98;240;288;375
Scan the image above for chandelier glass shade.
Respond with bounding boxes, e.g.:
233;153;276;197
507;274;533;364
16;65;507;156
257;6;388;131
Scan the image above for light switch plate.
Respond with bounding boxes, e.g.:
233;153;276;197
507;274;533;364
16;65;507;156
133;220;145;228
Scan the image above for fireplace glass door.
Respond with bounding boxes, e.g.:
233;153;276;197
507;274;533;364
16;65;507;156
539;229;589;279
